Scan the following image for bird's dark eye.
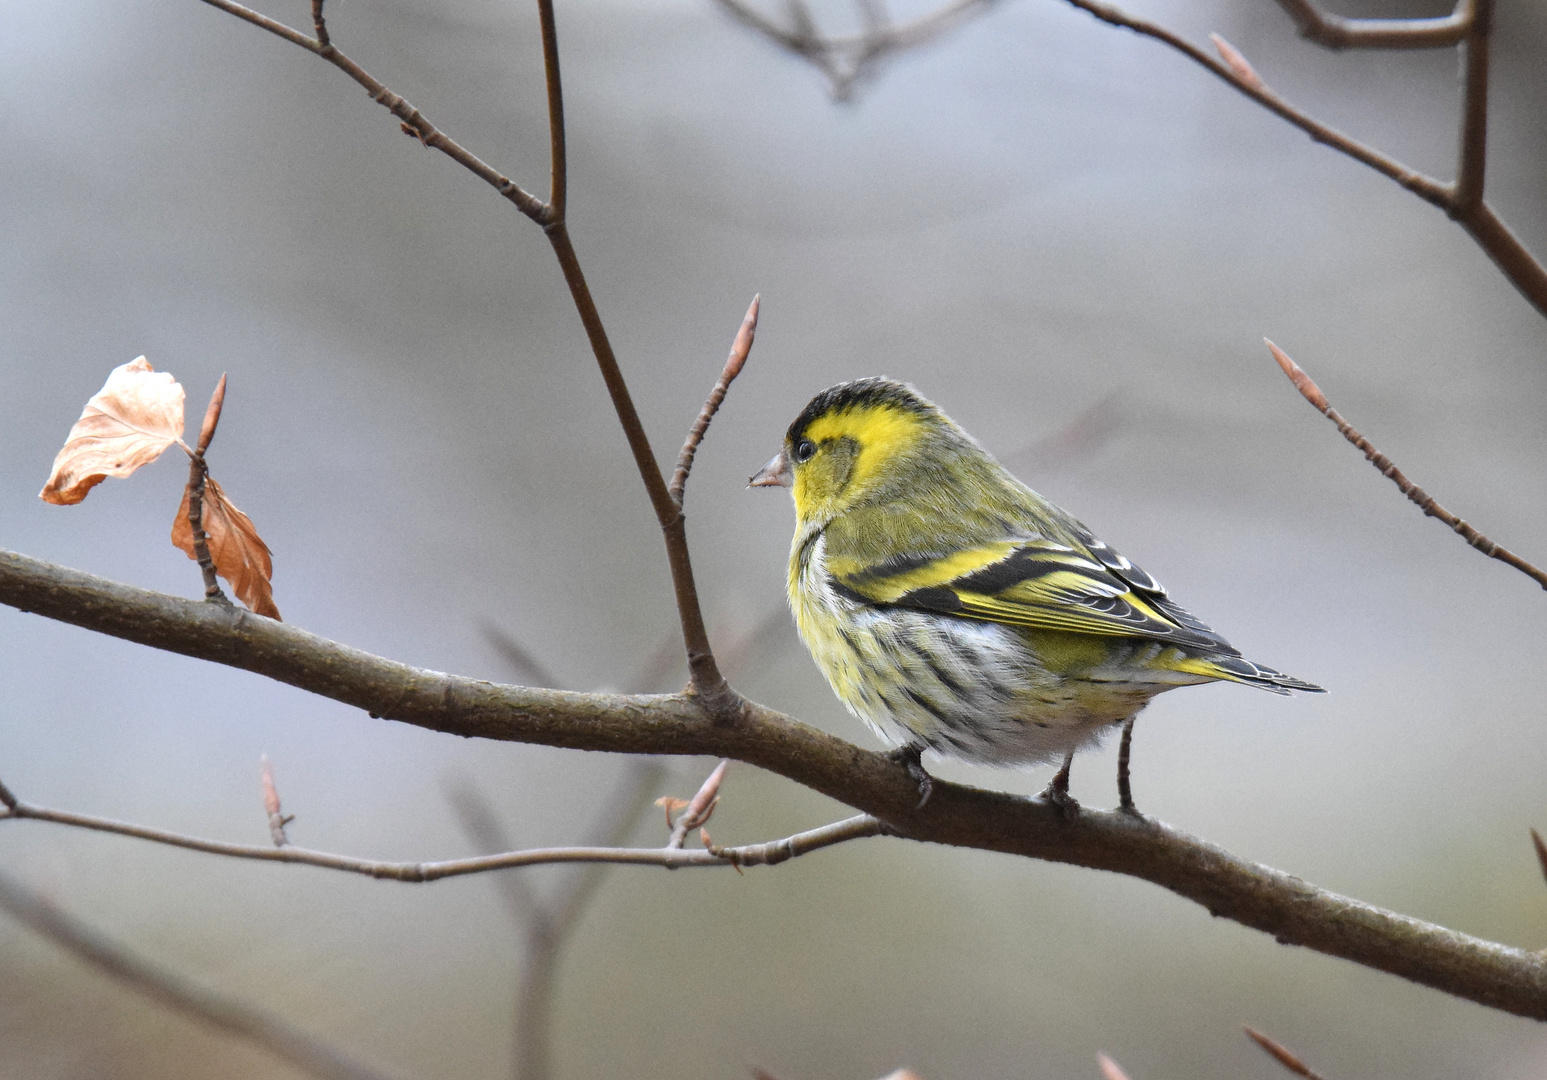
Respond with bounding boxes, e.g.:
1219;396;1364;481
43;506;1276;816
793;439;817;463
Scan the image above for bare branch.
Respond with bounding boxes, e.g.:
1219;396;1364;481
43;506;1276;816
0;869;401;1080
195;0;727;699
3;552;1547;1017
1053;0;1547;319
1244;1026;1330;1080
0;773;884;880
1453;0;1491;213
536;0;566;222
1266;341;1547;591
1271;0;1470;50
670;295;761;507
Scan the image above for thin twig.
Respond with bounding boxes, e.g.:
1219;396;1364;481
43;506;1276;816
0;869;401;1080
260;755;293;847
480;621;566;689
713;0;995;99
5;550;1547;1017
449;763;663;1080
667;760;728;849
670;295;761;507
1051;0;1547;318
1453;0;1491;213
1266;340;1547;591
1530;828;1547;888
195;0;547;219
1271;0;1470;49
309;0;329;49
1244;1026;1329;1080
194;0;729;700
0;776;884;880
535;0;566;223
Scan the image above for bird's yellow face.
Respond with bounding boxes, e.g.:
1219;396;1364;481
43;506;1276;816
749;378;936;528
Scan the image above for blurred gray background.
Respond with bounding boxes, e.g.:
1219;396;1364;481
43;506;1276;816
2;0;1546;1076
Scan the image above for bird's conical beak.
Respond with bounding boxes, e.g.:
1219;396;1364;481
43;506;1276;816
748;450;792;488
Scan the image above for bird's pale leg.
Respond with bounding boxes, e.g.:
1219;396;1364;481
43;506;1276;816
888;743;934;809
1117;716;1138;813
1041;751;1077;813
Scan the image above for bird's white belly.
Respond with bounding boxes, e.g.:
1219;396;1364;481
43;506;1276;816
791;537;1154;766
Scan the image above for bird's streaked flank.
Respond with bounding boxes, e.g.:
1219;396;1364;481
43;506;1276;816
751;377;1322;809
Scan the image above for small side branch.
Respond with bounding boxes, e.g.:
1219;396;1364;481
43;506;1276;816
0;869;401;1080
670;295;760;507
0;777;888;882
1272;0;1471;50
1267;341;1547;591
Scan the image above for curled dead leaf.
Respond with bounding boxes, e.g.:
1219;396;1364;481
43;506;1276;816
40;357;186;505
172;476;280;619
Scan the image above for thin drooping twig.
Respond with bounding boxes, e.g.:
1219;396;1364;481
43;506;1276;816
1054;0;1547;319
713;0;996;100
182;375;231;604
669;295;761;507
1271;0;1470;49
0;869;402;1080
260;755;293;847
1;550;1545;1020
193;0;727;699
1244;1026;1330;1080
1266;341;1547;591
449;762;664;1080
0;772;886;881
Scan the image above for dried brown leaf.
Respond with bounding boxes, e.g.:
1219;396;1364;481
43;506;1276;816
40;357;186;505
655;797;690;813
172;476;280;619
1096;1052;1132;1080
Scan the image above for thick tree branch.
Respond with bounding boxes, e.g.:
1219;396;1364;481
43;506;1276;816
1266;341;1547;591
0;868;402;1080
1;549;1545;1019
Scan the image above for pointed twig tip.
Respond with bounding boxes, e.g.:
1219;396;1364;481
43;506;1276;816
1244;1026;1324;1079
1096;1051;1132;1080
1531;828;1547;886
196;373;228;456
1210;32;1265;90
1264;339;1329;412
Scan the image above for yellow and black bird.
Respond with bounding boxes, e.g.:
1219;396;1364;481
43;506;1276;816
750;377;1322;810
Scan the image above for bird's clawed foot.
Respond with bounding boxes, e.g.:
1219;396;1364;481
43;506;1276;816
1040;752;1079;816
888;743;934;809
